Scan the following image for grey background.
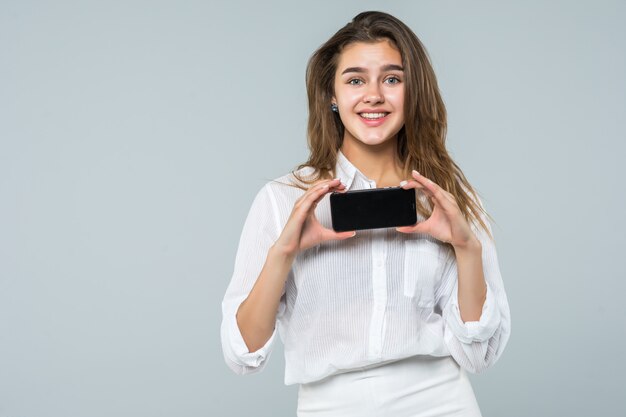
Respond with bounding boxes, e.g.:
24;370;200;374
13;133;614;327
1;0;624;416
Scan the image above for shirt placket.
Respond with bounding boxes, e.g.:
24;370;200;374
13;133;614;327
368;228;388;359
365;178;388;359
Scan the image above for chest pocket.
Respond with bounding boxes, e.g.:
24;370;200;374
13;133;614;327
403;239;444;307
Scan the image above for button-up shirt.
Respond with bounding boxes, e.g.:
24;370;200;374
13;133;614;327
220;150;511;385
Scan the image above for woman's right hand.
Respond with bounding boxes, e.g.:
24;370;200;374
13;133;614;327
273;178;356;257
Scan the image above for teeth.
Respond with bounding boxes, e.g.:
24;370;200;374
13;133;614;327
360;112;387;119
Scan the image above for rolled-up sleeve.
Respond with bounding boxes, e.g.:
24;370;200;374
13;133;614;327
439;198;511;374
220;183;284;375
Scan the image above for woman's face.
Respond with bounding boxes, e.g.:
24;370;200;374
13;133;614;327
333;39;405;149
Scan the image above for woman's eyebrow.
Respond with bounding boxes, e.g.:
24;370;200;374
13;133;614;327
382;64;404;72
341;64;404;75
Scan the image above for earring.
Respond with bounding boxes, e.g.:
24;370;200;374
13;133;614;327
330;103;338;113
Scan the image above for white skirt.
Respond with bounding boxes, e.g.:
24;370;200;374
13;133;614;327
297;355;482;417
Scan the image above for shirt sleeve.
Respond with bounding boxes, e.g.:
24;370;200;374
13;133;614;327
220;183;284;375
438;197;511;374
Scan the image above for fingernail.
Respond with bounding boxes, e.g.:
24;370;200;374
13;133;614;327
400;180;408;186
412;170;420;175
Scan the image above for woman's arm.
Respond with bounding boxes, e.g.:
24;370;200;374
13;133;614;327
397;171;511;373
440;219;511;374
236;245;295;352
221;184;283;375
237;178;355;351
453;238;487;323
221;178;353;375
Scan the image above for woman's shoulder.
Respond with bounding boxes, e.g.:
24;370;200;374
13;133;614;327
264;165;316;193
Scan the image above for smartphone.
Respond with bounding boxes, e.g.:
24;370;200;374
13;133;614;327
330;187;417;232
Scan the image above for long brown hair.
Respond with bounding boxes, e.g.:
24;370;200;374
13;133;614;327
291;11;494;239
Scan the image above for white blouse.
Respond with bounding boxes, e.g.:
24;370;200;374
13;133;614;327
220;150;511;385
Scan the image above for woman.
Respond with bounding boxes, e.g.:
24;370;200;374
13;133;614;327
221;11;510;417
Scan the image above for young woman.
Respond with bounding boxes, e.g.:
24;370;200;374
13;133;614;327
221;11;511;417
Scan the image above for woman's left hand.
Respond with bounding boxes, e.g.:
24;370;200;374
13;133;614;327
396;170;478;249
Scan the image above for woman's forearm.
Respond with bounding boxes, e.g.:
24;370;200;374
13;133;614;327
236;245;295;352
453;238;487;322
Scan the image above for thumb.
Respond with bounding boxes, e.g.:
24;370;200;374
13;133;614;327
335;230;357;240
396;222;426;234
321;228;357;241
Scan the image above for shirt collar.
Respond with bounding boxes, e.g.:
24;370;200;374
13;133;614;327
335;149;358;190
336;149;384;190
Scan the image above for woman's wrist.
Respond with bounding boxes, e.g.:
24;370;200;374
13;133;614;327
269;243;297;266
452;235;482;254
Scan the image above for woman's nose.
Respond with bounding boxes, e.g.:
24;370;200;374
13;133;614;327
362;83;384;104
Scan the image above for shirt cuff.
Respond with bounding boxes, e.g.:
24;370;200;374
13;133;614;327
444;283;501;344
225;306;278;368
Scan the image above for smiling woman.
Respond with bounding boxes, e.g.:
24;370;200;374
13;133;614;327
220;10;511;417
332;40;406;150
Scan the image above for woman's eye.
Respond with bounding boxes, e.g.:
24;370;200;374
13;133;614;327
385;77;401;85
348;79;364;85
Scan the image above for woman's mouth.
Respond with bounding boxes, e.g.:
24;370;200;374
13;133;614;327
358;112;389;126
359;112;389;120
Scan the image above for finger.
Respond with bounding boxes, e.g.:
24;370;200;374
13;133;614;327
292;184;331;217
308;178;342;194
411;170;440;192
395;221;427;234
410;170;453;200
315;178;344;193
292;182;345;226
306;178;342;194
295;179;342;207
402;180;435;204
411;171;457;212
321;228;356;241
400;180;432;201
430;184;456;205
299;179;343;212
399;179;427;192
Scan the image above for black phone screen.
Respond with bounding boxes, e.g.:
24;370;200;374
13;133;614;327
330;187;417;232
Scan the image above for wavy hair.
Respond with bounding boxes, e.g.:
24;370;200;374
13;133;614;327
290;11;494;239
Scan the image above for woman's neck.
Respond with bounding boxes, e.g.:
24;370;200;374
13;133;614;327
340;137;406;188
